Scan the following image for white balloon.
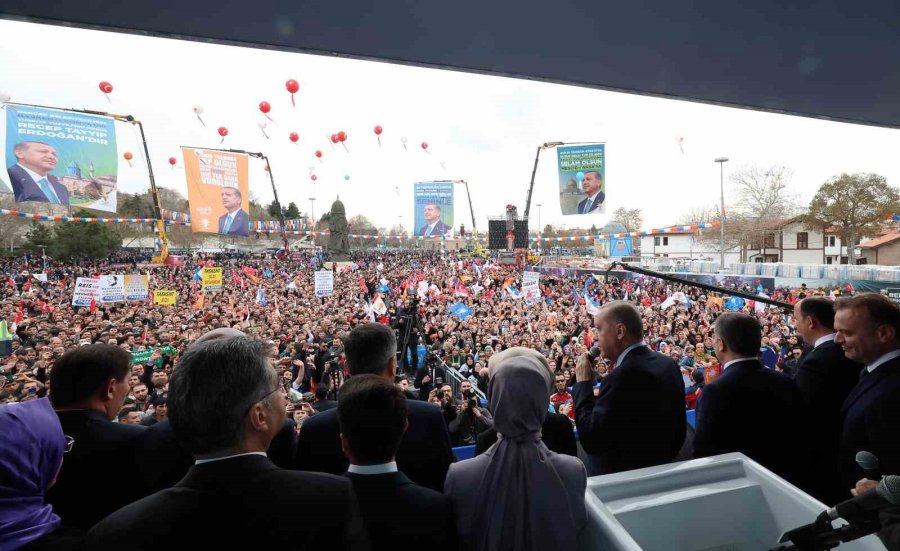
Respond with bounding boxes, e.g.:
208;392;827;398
192;105;204;114
400;136;408;144
0;92;10;103
257;121;267;129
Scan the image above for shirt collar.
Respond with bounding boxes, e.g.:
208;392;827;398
723;357;758;370
615;341;646;368
194;451;267;465
586;192;601;203
17;163;46;183
867;349;900;373
348;461;398;475
814;333;836;348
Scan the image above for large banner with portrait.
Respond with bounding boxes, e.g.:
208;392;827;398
182;147;250;236
557;144;605;216
413;181;454;238
2;105;118;211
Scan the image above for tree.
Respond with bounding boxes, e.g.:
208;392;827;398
44;210;122;260
542;224;554;237
284;202;300;219
266;200;282;219
25;221;54;250
0;196;31;251
729;164;800;221
804;173;900;264
611;207;643;232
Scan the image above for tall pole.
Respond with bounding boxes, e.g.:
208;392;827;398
308;197;316;228
714;157;729;269
536;203;542;233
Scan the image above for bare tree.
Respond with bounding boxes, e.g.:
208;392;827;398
729;164;801;221
610;207;643;232
0;196;31;251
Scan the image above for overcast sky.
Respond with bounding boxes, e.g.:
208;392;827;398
1;19;898;233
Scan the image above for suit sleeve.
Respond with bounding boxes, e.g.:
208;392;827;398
552;414;579;457
692;383;724;458
340;481;371;551
430;406;455;488
572;372;632;455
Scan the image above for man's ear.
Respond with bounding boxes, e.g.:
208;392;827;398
386;355;397;380
247;403;270;433
103;378;117;402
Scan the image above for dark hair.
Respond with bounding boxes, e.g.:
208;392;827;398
338;374;407;464
168;337;275;455
599;301;643;339
50;344;131;408
799;297;836;330
835;293;900;334
117;406;137;421
714;313;761;357
343;323;396;376
315;383;330;400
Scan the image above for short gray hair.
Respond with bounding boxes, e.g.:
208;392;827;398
168;336;274;455
598;300;643;339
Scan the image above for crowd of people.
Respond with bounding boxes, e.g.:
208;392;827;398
1;247;899;550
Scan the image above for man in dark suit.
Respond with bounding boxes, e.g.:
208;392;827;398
417;202;452;237
575;170;605;214
295;323;454;491
794;297;862;504
573;301;686;475
46;344;146;529
340;374;455;551
476;411;577;456
693;313;812;490
8;141;70;204
834;294;900;494
218;186;249;236
86;336;369;550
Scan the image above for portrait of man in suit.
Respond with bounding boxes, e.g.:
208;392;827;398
576;170;604;214
218;186;249;236
418;202;452;237
7;141;70;204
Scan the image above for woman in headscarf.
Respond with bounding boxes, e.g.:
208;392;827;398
444;347;587;551
0;397;78;550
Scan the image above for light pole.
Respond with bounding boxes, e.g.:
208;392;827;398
536;203;542;232
308;197;316;228
714;157;729;270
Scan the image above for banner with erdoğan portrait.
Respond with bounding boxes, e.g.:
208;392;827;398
124;275;149;301
182;147;250;236
413;181;454;238
99;274;125;303
2;105;118;211
557;144;605;216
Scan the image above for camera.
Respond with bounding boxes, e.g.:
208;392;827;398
462;388;477;401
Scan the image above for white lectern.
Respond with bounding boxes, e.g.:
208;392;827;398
582;452;886;551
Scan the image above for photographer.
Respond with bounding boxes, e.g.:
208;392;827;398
415;353;446;401
448;380;493;446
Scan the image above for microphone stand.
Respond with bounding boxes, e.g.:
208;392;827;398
770;511;881;550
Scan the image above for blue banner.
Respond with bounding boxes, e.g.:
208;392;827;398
608;237;633;257
414;181;454;238
4;105;118;211
449;302;474;319
557;144;605;216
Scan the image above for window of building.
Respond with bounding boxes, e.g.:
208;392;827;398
764;233;776;248
662;237;669;246
797;232;808;249
654;237;660;246
841;256;849;264
826;257;833;264
828;235;836;247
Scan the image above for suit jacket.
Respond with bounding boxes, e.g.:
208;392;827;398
218;208;249;236
344;471;455;551
8;164;70;204
794;340;862;504
839;356;900;492
418;219;452;237
694;359;812;490
294;399;454;492
46;409;145;530
576;191;605;214
573;345;686;475
84;455;369;550
476;412;577;457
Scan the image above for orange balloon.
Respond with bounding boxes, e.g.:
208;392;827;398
123;152;133;160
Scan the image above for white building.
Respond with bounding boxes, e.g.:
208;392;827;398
742;218;856;264
639;229;742;265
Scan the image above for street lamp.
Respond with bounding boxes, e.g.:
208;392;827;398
714;157;729;270
536;203;543;233
308;197;316;228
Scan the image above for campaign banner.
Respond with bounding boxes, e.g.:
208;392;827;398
124;274;149;301
608;237;633;257
72;277;100;307
99;274;125;303
3;105;118;211
314;270;334;297
413;181;454;238
557;144;605;216
32;273;48;282
182;148;250;236
522;270;541;300
130;345;177;365
201;267;223;291
153;289;178;306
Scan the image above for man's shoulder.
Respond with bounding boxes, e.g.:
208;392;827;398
302;407;339;434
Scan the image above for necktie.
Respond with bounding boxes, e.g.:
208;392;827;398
38;178;60;204
582;200;590;214
859;367;870;381
223;215;233;234
427;225;433;237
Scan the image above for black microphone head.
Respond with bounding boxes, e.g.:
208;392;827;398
856;451;879;470
877;475;900;505
588;346;601;359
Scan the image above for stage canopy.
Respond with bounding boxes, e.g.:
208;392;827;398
3;0;899;128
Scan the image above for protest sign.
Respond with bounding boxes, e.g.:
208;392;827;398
201;267;223;291
99;275;124;303
153;289;177;306
124;274;149;301
72;277;100;307
314;270;334;297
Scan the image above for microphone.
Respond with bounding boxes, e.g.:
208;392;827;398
823;475;899;523
587;346;601;360
855;451;882;481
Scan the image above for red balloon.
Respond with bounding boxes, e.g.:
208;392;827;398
285;79;299;94
259;101;271;114
337;131;347;142
168;157;177;165
98;81;113;93
374;125;383;135
218;127;228;137
315;150;323;158
123;152;133;160
421;141;429;150
289;132;299;143
330;134;338;144
311;175;318;181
